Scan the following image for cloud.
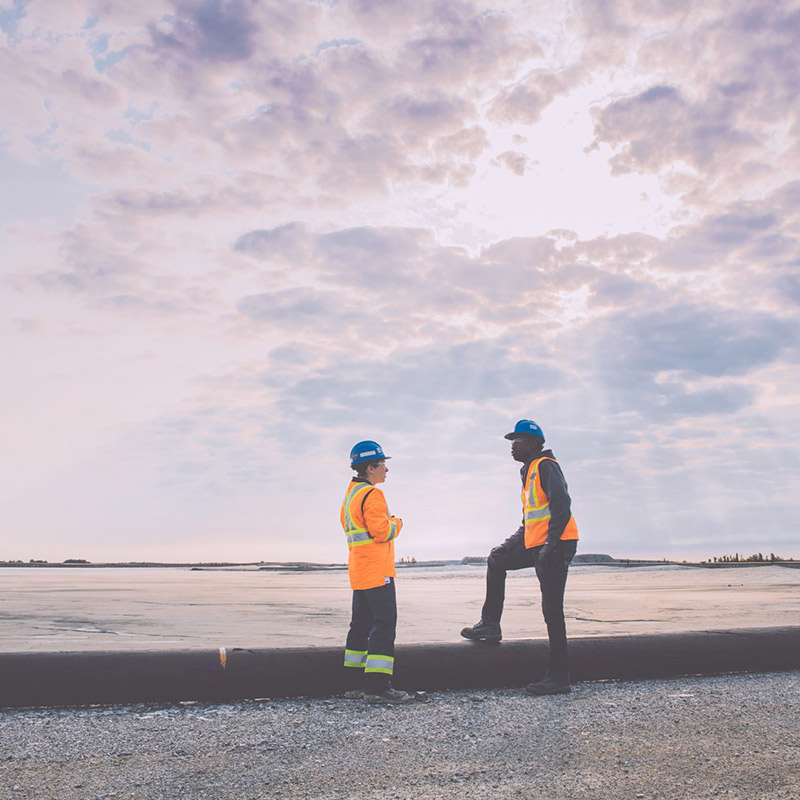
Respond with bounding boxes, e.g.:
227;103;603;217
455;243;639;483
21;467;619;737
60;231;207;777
397;7;543;86
592;84;759;176
233;221;313;262
488;70;576;126
4;0;800;561
583;1;800;209
493;150;531;176
238;287;352;331
661;383;754;416
150;0;260;63
363;91;474;145
601;304;792;379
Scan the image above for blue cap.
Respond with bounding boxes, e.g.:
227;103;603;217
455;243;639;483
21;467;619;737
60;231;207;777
350;440;391;468
504;419;545;441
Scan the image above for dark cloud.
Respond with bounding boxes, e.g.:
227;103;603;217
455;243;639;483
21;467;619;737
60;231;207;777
488;70;574;125
565;302;797;422
585;1;800;194
592;84;758;175
263;337;568;430
237;287;350;326
229;216;799;437
363;91;475;145
317;225;434;273
234;222;311;261
151;0;260;62
227;102;347;156
775;271;800;307
661;384;754;416
36;225;146;294
586;273;652;309
657;192;791;272
316;133;408;194
60;69;121;106
399;9;542;86
236;223;442;295
605;304;792;378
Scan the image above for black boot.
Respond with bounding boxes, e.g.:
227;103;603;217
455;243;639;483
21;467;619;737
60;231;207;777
460;620;502;642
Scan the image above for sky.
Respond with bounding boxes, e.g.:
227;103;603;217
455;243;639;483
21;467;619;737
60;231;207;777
2;0;799;564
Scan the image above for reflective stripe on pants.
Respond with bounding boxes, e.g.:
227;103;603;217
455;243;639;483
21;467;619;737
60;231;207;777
364;654;395;675
344;649;367;668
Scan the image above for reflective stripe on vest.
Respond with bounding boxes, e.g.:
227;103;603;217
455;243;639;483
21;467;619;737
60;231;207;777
344;649;367;668
343;483;374;549
364;654;394;675
522;459;550;523
384;518;399;542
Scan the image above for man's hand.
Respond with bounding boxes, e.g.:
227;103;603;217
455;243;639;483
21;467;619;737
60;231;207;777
538;540;558;567
489;544;507;559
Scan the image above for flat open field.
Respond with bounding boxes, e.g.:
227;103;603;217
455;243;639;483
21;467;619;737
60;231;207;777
2;564;798;653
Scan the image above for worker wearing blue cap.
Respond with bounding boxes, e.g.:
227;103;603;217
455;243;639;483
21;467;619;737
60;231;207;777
461;420;579;695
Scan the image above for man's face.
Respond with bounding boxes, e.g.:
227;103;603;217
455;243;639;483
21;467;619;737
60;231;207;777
510;437;539;463
366;460;388;484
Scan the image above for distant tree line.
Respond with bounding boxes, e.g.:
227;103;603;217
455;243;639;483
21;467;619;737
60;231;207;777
711;553;785;563
1;558;90;565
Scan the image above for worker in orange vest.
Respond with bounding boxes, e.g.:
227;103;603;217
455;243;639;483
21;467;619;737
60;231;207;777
340;440;413;704
461;420;579;695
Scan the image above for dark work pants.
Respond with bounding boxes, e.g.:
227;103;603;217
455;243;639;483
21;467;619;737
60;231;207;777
482;537;577;679
345;578;397;689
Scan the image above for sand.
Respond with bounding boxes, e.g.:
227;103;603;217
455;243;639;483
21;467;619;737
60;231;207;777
1;564;799;653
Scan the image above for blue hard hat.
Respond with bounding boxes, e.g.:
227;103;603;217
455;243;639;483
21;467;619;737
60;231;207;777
504;419;545;441
350;440;391;468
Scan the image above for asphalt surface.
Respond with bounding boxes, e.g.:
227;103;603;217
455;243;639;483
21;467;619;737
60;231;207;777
2;670;798;800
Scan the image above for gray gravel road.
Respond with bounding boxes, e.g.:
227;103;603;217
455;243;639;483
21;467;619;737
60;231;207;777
2;671;798;800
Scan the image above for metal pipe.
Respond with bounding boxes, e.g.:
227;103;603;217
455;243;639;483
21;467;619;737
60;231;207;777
2;627;798;709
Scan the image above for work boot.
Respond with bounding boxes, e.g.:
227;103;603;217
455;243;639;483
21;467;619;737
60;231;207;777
364;686;414;704
460;620;502;642
525;676;571;696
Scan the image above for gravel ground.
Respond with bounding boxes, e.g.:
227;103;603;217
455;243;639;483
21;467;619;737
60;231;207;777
2;671;798;800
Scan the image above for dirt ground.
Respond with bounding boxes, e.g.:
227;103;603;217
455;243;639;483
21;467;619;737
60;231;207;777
2;670;799;800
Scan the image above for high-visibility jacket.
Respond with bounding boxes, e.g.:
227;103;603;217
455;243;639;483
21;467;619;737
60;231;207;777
522;456;579;549
340;478;402;590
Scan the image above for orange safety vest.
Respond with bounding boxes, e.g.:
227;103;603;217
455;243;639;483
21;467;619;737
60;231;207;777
340;479;402;591
522;456;579;549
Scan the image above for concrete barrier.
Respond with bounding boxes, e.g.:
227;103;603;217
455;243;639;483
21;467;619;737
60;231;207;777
1;627;799;709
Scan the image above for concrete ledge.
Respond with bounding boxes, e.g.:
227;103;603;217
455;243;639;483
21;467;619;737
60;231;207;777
2;627;799;709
